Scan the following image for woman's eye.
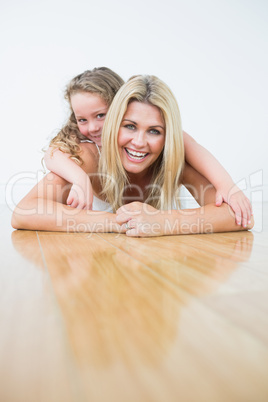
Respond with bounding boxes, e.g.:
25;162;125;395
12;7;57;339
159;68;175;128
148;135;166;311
149;129;161;135
125;124;136;130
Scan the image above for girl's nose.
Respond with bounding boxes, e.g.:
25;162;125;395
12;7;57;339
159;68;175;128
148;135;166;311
88;121;99;133
131;131;147;148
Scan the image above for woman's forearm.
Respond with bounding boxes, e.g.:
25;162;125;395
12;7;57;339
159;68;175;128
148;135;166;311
166;203;254;235
11;198;118;233
11;172;118;233
116;202;254;237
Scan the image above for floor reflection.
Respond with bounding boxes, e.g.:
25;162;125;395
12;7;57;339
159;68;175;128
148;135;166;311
11;230;254;369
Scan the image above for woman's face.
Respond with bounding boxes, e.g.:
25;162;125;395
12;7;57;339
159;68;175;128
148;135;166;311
71;92;108;146
118;101;165;176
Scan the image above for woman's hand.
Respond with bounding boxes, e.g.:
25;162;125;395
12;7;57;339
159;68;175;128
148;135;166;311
215;185;253;228
116;202;166;237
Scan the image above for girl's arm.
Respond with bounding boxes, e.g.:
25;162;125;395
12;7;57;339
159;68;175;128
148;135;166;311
11;172;120;233
44;145;94;210
183;131;252;228
115;163;254;237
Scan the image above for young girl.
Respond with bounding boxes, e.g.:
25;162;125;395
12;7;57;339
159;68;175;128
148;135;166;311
44;68;252;227
44;67;124;210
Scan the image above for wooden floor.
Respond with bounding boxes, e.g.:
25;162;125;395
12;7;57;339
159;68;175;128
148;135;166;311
1;203;268;402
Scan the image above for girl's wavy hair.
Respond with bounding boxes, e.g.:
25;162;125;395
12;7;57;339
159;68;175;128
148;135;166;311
48;67;124;165
99;75;185;211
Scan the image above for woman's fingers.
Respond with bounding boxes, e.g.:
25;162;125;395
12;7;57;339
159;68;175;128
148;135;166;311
125;227;140;237
116;202;162;237
116;212;131;226
116;202;143;215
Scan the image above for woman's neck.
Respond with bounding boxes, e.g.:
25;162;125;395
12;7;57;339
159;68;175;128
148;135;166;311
124;170;152;204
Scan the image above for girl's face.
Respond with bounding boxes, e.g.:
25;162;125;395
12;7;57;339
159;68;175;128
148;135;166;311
118;101;165;177
71;92;108;146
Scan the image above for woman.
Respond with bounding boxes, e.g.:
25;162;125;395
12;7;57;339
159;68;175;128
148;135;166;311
11;75;253;237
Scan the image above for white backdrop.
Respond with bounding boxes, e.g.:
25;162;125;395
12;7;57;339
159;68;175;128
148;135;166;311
1;0;267;206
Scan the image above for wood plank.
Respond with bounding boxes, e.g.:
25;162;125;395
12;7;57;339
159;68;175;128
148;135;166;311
1;223;80;402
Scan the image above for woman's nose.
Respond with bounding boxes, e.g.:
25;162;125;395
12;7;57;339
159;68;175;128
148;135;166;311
131;131;146;148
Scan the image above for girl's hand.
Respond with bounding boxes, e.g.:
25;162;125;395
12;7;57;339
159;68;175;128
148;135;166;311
67;177;93;210
116;202;165;237
215;186;253;227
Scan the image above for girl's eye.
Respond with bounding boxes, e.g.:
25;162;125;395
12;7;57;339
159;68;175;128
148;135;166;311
97;113;105;119
77;118;87;123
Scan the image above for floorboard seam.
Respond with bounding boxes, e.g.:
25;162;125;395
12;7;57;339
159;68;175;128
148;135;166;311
36;231;49;270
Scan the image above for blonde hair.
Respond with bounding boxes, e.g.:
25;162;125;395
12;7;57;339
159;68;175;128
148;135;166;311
48;67;124;165
99;75;185;211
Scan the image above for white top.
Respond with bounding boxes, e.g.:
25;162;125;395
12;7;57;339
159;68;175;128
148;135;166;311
92;187;195;213
80;139;101;156
92;196;113;213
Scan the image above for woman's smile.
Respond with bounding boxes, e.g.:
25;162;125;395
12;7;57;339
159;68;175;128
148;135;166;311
124;147;149;162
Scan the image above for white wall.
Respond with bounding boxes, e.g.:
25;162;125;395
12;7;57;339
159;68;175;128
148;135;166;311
1;0;267;207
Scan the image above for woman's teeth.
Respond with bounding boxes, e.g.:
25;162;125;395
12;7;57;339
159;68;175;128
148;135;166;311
125;148;148;160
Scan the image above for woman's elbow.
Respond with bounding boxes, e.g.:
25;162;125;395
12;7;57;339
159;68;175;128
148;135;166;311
11;208;21;229
11;203;33;230
11;206;27;230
